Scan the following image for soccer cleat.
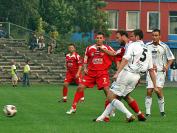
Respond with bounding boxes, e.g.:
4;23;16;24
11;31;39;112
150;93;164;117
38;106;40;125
80;97;85;103
160;112;166;117
126;115;136;122
66;107;76;115
58;98;67;103
145;114;151;117
138;113;146;121
103;116;110;122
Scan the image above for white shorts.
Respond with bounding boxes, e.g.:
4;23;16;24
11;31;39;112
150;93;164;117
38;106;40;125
146;71;166;88
110;69;140;97
12;74;18;81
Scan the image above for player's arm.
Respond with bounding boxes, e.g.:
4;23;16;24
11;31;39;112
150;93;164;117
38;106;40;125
97;46;116;56
113;58;128;79
83;55;88;74
163;59;174;72
148;68;158;92
76;55;83;78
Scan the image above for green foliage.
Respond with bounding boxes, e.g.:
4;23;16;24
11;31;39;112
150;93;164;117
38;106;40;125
0;0;109;37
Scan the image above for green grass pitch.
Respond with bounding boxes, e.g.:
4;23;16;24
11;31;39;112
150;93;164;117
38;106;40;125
0;84;177;133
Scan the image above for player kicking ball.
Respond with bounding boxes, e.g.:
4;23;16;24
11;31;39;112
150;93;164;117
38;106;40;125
94;29;158;123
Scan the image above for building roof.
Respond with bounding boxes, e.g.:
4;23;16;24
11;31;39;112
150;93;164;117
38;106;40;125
110;0;177;2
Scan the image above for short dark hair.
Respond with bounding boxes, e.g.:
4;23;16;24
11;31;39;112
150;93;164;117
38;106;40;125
133;29;144;40
116;30;128;38
68;43;76;48
96;32;105;36
152;29;161;35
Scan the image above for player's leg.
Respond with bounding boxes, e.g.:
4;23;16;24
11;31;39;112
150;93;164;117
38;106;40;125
124;95;146;121
75;74;84;102
155;72;166;116
66;84;86;114
95;90;135;122
145;88;153;116
59;82;69;102
155;87;165;116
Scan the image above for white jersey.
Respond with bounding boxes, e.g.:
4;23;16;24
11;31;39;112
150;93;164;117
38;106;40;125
146;41;175;71
123;40;153;73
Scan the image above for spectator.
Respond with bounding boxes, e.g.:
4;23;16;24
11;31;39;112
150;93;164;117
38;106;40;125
29;33;38;51
38;35;45;49
48;39;56;54
23;60;30;87
11;59;18;87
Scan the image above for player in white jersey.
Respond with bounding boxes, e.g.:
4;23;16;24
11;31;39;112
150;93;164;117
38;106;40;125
94;29;158;123
145;29;175;117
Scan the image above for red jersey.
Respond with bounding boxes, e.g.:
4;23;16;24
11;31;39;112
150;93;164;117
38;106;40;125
84;44;115;71
65;52;82;72
115;46;126;62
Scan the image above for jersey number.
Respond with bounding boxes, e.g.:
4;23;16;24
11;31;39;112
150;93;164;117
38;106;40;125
140;48;147;62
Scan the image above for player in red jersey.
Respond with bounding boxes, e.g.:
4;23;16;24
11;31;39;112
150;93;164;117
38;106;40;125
97;30;146;121
66;32;115;114
59;43;84;102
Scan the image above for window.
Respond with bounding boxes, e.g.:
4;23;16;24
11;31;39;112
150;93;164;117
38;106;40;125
126;11;140;31
147;12;160;32
107;10;118;30
169;11;177;34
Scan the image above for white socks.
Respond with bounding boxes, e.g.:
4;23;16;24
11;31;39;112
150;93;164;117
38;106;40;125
145;96;165;114
158;97;165;113
145;96;152;115
111;99;132;118
96;99;132;121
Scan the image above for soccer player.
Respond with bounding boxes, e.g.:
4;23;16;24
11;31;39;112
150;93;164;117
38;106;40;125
59;43;84;102
145;29;175;117
98;30;146;121
66;32;115;115
11;59;18;87
94;29;158;122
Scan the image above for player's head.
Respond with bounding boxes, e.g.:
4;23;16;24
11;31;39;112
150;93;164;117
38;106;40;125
152;29;161;44
26;59;30;64
68;43;76;53
95;32;105;46
116;30;128;46
130;29;144;42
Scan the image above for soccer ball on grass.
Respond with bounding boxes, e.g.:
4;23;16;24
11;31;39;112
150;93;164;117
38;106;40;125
3;105;17;117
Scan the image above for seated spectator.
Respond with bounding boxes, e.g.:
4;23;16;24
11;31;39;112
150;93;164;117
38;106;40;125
29;33;38;51
38;35;45;49
48;39;56;54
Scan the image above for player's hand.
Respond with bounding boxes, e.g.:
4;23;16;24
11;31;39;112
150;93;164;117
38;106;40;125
112;72;119;80
75;73;79;78
153;87;159;93
163;65;168;72
84;68;88;75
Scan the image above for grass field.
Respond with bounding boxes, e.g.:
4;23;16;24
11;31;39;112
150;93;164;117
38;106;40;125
0;84;177;133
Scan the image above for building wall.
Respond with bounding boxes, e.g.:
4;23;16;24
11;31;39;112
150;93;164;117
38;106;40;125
104;1;177;42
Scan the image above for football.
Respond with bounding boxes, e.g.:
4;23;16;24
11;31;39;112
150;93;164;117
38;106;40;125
3;105;17;117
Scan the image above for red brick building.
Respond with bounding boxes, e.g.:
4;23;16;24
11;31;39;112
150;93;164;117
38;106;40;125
104;0;177;44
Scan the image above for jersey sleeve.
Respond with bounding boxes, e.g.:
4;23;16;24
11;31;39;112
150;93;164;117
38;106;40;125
123;43;133;60
165;45;175;60
76;54;83;67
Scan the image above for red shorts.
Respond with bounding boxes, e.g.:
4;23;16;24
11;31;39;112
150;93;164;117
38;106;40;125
64;71;82;84
81;70;110;90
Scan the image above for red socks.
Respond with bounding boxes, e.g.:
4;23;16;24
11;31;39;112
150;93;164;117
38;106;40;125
63;86;68;98
129;100;140;113
105;99;110;109
72;91;83;109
